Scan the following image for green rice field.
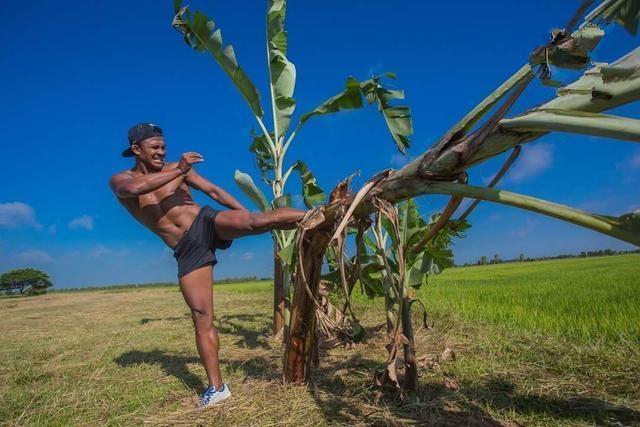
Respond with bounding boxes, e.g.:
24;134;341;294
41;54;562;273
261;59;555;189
419;254;640;342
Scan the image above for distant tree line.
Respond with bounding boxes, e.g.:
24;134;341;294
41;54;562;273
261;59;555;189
52;276;273;292
217;276;272;284
465;248;640;267
0;268;53;296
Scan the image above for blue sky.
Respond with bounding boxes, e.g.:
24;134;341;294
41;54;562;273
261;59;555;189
1;0;638;288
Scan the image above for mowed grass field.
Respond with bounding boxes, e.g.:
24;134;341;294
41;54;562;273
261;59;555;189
0;255;638;426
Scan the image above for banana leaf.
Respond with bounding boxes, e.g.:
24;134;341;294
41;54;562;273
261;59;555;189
173;1;264;118
292;161;325;208
299;74;413;153
234;170;271;212
267;0;296;140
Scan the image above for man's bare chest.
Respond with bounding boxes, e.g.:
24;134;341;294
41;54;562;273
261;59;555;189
137;179;191;209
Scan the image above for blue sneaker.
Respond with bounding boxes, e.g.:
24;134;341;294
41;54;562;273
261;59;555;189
200;383;232;407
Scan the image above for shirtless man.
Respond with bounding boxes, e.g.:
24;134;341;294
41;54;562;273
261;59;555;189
110;123;305;406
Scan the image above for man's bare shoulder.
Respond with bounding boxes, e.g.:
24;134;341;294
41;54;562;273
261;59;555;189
109;169;135;190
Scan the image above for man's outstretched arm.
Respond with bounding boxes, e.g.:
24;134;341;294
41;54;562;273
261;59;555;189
186;170;248;211
109;152;203;198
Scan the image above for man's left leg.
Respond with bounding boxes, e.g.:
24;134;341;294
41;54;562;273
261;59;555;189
178;265;224;390
214;207;305;240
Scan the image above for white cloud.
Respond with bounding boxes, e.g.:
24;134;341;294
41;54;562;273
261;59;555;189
88;245;129;258
0;202;42;229
240;251;255;261
68;215;94;231
506;144;553;183
15;249;53;264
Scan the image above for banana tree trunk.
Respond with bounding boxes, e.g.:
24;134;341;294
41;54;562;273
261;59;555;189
400;293;417;391
384;292;395;334
283;228;332;383
273;244;287;336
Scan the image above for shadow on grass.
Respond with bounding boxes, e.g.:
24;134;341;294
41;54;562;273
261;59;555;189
216;313;271;350
140;314;189;325
307;353;503;425
461;377;640;426
114;350;204;391
219;355;281;381
302;352;640;426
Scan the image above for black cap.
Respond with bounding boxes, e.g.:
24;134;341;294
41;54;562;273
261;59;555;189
123;123;164;157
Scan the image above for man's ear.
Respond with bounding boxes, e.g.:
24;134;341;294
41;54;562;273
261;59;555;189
131;144;141;156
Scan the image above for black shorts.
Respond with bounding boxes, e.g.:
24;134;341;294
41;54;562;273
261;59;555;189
173;206;232;278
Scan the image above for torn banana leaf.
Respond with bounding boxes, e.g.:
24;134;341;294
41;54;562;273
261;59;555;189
544;24;605;70
292;161;325;208
299;74;413;153
424;47;640;174
234;170;271;212
250;131;276;184
272;193;291;208
361;74;413;153
299;76;363;123
277;238;296;265
173;1;264;118
267;0;296;140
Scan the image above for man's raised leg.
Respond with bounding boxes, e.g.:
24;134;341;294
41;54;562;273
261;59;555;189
214;207;305;241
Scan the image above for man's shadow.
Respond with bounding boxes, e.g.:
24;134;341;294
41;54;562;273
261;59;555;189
113;349;204;391
216;313;272;349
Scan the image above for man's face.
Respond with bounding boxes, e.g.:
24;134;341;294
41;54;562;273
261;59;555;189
133;136;166;170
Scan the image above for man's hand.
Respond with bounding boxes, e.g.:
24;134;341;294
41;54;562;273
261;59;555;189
177;152;204;174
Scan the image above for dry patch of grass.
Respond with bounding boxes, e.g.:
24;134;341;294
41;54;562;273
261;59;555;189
1;259;639;425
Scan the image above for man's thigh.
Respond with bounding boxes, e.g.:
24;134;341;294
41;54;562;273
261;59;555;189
214;210;256;240
178;265;214;316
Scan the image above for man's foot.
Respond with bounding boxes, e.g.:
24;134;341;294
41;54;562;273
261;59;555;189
200;383;231;407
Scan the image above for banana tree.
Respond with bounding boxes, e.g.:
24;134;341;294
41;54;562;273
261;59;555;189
359;199;469;392
284;0;640;387
172;0;413;335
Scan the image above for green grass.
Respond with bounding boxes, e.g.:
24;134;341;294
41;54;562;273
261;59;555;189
351;254;640;343
421;254;640;342
0;255;638;425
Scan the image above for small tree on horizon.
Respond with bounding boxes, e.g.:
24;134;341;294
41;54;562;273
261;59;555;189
0;268;53;296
